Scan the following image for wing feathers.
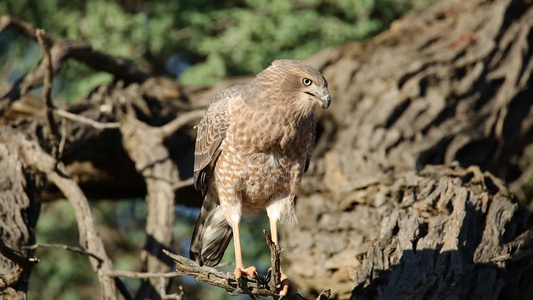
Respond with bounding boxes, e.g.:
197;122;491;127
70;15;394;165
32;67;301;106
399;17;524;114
190;186;233;266
193;96;230;192
193;84;250;192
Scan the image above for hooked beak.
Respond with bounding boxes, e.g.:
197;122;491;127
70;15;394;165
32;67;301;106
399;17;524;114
320;93;331;109
308;87;331;109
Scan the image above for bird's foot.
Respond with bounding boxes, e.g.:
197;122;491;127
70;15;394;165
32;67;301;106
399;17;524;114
234;265;258;279
234;266;258;288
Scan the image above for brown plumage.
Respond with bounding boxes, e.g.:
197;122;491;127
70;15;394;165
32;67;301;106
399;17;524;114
190;59;331;279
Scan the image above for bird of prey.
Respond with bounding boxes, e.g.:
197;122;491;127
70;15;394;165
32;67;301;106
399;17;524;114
190;59;331;284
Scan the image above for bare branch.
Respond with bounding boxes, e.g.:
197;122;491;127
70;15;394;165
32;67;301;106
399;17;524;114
23;243;103;264
106;270;180;279
55;108;120;130
0;15;54;42
46;167;117;299
58;118;68;159
173;178;194;191
0;237;39;270
159;110;205;139
36;28;60;162
163;250;330;299
162;249;279;298
14;140;120;300
0;15;150;103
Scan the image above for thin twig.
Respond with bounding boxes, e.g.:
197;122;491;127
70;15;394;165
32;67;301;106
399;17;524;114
58;118;68;159
36;28;60;162
0;236;39;269
106;270;180;279
23;243;103;264
159;110;205;139
0;16;150;103
55;108;120;130
173;178;194;191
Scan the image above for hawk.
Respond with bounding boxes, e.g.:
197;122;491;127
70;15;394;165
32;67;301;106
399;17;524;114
190;59;331;285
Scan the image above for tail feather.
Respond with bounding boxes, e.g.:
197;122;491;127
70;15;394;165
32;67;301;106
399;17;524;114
190;188;233;267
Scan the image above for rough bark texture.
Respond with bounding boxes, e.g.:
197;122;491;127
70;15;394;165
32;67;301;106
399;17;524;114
281;0;533;298
284;165;531;299
1;0;533;299
1;127;118;299
306;0;533;196
0;131;40;299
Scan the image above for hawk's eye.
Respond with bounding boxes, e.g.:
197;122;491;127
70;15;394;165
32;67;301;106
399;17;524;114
302;78;313;86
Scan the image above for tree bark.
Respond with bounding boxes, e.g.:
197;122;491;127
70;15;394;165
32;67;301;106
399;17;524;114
0;130;41;299
281;0;533;298
283;164;531;299
1;0;533;299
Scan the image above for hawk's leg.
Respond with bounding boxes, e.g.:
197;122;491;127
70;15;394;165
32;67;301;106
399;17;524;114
231;221;258;282
268;215;298;296
269;217;279;245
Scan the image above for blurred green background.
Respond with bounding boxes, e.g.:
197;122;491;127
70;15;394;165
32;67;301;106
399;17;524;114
1;0;433;99
0;0;436;299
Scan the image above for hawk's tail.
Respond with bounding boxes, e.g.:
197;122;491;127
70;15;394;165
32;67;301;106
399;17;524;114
190;188;233;267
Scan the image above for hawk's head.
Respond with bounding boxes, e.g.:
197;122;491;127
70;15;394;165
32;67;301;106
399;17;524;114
256;59;331;110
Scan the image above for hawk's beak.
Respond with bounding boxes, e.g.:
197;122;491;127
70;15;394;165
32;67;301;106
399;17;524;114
319;93;331;109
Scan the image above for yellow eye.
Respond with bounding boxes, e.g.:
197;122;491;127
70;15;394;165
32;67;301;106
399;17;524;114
302;78;312;86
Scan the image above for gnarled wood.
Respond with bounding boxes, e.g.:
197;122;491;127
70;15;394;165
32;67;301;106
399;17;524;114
282;0;533;298
0;139;40;299
1;0;533;299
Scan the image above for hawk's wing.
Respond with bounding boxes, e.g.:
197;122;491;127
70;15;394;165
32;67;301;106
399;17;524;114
193;86;240;194
191;86;242;266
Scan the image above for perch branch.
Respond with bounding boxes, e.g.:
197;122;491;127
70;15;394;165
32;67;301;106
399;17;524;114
163;249;331;300
162;249;279;298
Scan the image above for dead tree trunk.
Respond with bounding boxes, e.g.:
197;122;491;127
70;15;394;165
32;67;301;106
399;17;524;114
281;0;533;298
0;131;41;300
1;0;533;299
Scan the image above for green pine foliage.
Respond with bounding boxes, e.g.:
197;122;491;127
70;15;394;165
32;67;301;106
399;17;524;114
1;0;434;96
